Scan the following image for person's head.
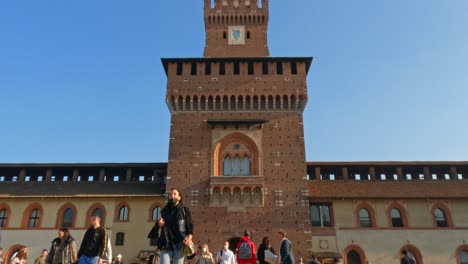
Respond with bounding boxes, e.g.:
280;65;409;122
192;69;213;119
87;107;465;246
312;253;318;260
278;230;286;240
116;254;122;261
168;188;182;206
261;237;270;246
90;215;101;228
402;250;408;256
17;246;28;259
41;249;48;257
200;243;210;254
59;227;70;240
223;241;229;250
244;230;251;238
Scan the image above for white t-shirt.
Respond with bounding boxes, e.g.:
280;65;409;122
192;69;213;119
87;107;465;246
216;249;236;264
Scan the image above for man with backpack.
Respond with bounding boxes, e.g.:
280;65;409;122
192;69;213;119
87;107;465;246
236;231;256;264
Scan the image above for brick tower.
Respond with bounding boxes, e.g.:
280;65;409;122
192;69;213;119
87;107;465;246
162;0;313;258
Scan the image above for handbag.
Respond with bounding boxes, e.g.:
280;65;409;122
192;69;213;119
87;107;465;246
264;249;277;264
183;240;196;258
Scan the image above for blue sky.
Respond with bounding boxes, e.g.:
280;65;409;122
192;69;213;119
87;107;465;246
0;0;467;163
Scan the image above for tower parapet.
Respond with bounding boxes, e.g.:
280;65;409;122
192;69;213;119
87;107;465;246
203;0;269;57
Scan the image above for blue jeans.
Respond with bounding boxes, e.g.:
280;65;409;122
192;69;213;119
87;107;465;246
160;242;184;264
79;256;99;264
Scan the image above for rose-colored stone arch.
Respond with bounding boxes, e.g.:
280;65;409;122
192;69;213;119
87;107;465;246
386;201;409;227
343;244;367;264
430;201;454;228
455;244;468;264
213;132;260;176
354;201;377;228
400;244;423;264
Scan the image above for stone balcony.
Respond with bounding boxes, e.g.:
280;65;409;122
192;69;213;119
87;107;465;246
209;176;265;208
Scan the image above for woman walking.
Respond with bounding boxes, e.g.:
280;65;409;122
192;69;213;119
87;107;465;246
47;227;78;264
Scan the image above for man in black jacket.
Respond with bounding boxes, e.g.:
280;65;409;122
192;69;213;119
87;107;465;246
78;215;108;264
156;188;194;264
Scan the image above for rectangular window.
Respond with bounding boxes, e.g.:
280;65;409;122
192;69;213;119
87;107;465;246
380;174;386;180
444;173;450;180
262;61;268;75
458;174;463;180
0;176;4;181
116;232;125;246
405;174;412;180
63;176;68;182
205;62;211;75
291;62;297;75
219;62;225;75
113;176;119;182
38;176;43;181
393;174;398;180
12;176;17;182
419;174;425;180
88;176;94;182
355;174;361;181
191;62;197;75
310;203;333;227
276;62;283;74
176;62;183;75
248;62;254;75
139;176;145;182
51;176;56;182
234;62;240;75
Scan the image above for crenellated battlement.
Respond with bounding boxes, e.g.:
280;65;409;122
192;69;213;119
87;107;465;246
204;0;268;11
203;0;269;57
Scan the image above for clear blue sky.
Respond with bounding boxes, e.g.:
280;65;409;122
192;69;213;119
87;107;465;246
1;0;467;163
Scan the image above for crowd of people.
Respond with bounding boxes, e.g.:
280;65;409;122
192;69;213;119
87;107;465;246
148;188;296;264
0;215;124;264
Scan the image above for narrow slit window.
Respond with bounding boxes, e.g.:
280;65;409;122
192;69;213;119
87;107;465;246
205;62;211;75
191;62;197;75
219;62;225;75
276;62;283;74
234;62;240;75
248;62;254;75
291;62;297;75
262;61;269;75
176;62;183;75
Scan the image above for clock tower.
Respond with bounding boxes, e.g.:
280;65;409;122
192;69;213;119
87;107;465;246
204;0;269;57
162;0;313;258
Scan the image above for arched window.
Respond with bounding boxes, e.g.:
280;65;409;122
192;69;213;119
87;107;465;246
118;206;129;221
28;209;40;228
359;209;371;227
224;156;232;176
0;208;8;228
242;156;250;176
391;208;404;227
152;207;161;221
233;156;241;176
346;250;361;264
115;232;125;246
62;208;73;227
459;250;468;264
400;245;423;264
434;208;448;227
93;208;103;219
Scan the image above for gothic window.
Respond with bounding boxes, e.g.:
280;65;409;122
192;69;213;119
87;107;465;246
242;157;250;176
0;208;7;228
224;156;232;176
223;155;251;176
152;207;161;221
359;208;372;227
62;208;73;227
93;208;103;219
28;209;40;228
233;156;241;176
459;250;468;264
346;250;362;264
434;208;448;227
391;208;404;227
118;206;129;221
